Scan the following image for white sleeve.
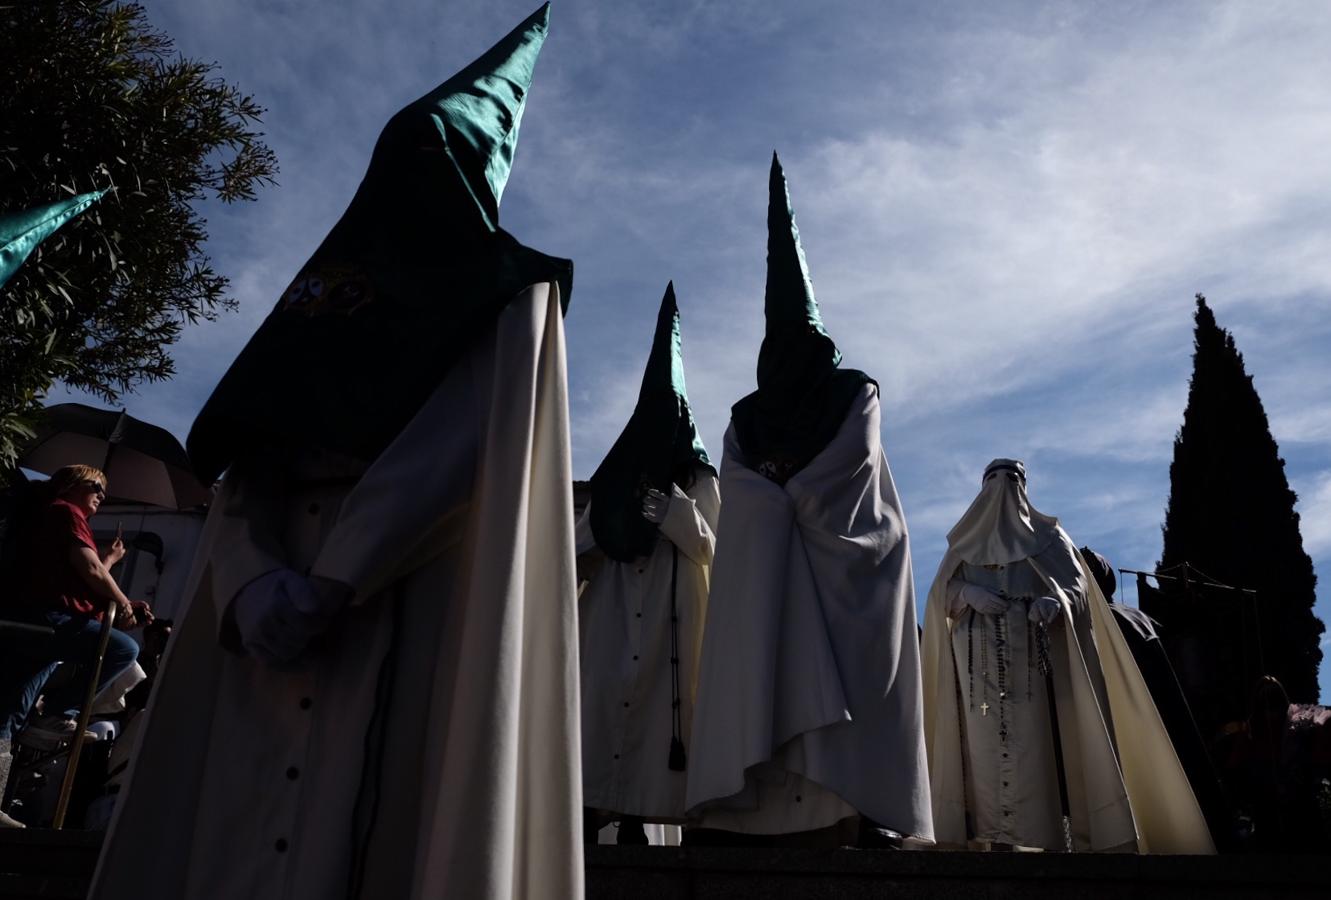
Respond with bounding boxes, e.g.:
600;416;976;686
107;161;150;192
945;574;968;618
307;285;555;600
657;470;719;567
209;463;289;637
574;500;597;557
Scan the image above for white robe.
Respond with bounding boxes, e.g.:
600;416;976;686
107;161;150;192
922;527;1215;854
685;385;934;840
576;472;719;822
91;283;585;899
944;559;1081;849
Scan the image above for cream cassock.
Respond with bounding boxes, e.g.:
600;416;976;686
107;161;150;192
920;459;1214;853
576;472;719;822
91;283;584;899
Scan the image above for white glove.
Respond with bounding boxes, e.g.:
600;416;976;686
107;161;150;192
955;582;1009;616
641;487;671;524
231;569;340;666
1027;596;1062;625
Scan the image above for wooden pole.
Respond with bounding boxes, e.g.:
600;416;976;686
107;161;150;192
51;598;117;830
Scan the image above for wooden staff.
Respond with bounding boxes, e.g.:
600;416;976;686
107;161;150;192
52;596;118;829
1035;619;1074;852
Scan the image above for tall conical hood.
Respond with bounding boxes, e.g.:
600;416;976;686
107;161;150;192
590;282;712;562
187;4;571;483
638;282;687;401
763;152;839;360
639;280;709;464
405;2;549;232
731;154;871;483
0;191;104;291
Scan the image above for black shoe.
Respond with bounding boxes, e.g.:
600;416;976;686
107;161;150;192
616;816;649;846
857;817;903;849
682;827;773;848
583;806;604;844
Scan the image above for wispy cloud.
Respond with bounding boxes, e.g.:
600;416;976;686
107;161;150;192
1295;471;1331;560
50;0;1331;697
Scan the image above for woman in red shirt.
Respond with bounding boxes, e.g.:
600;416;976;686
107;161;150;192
1;464;149;747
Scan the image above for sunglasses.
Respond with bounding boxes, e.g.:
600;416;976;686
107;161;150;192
83;480;107;497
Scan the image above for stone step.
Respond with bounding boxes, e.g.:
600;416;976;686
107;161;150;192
0;830;99;900
586;845;1331;899
3;830;1329;899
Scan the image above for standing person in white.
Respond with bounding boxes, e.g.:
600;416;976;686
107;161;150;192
577;282;719;845
921;459;1215;854
684;154;934;848
91;6;586;898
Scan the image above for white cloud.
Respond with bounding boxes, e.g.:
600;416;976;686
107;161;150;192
1295;471;1331;559
49;0;1331;694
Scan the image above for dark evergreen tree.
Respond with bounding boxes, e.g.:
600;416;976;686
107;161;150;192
1154;294;1323;710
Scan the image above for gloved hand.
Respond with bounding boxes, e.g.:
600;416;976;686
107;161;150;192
230;569;347;666
1027;595;1062;625
955;582;1009;616
641;487;671;525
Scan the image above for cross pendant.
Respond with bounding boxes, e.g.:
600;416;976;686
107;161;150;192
980;702;990;717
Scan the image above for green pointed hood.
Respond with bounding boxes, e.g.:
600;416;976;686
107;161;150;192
761;152;839;369
590;282;712;561
0;191;104;290
731;153;872;483
187;4;571;483
410;2;549;232
639;282;699;425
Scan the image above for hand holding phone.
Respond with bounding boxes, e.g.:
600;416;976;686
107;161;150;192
108;520;127;566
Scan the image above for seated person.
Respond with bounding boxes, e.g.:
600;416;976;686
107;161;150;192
0;464;150;749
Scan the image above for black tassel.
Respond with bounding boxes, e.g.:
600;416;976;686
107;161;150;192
668;736;687;772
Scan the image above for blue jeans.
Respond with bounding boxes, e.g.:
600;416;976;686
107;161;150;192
0;611;139;739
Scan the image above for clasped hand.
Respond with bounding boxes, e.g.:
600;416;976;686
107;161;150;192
641;487;670;524
956;582;1008;616
1026;595;1062;625
954;583;1062;624
115;598;153;628
231;569;353;666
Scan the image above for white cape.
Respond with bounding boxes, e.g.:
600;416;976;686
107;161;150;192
91;283;584;899
685;385;933;840
921;527;1215;854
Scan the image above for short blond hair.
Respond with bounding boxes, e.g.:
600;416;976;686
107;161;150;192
49;464;108;499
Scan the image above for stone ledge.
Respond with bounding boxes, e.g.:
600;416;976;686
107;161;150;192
587;846;1331;900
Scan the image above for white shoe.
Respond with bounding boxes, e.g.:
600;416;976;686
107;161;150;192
0;808;24;829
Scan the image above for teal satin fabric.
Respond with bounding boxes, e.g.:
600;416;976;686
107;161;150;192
0;191;104;290
731;154;872;481
187;4;569;483
590;282;713;562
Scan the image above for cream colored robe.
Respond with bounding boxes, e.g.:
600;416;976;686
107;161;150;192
576;472;719;822
91;283;584;899
685;385;933;840
922;527;1215;854
943;559;1085;849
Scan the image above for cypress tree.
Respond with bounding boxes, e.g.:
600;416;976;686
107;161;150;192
1155;294;1323;709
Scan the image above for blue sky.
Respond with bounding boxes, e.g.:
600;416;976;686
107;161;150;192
59;0;1330;698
